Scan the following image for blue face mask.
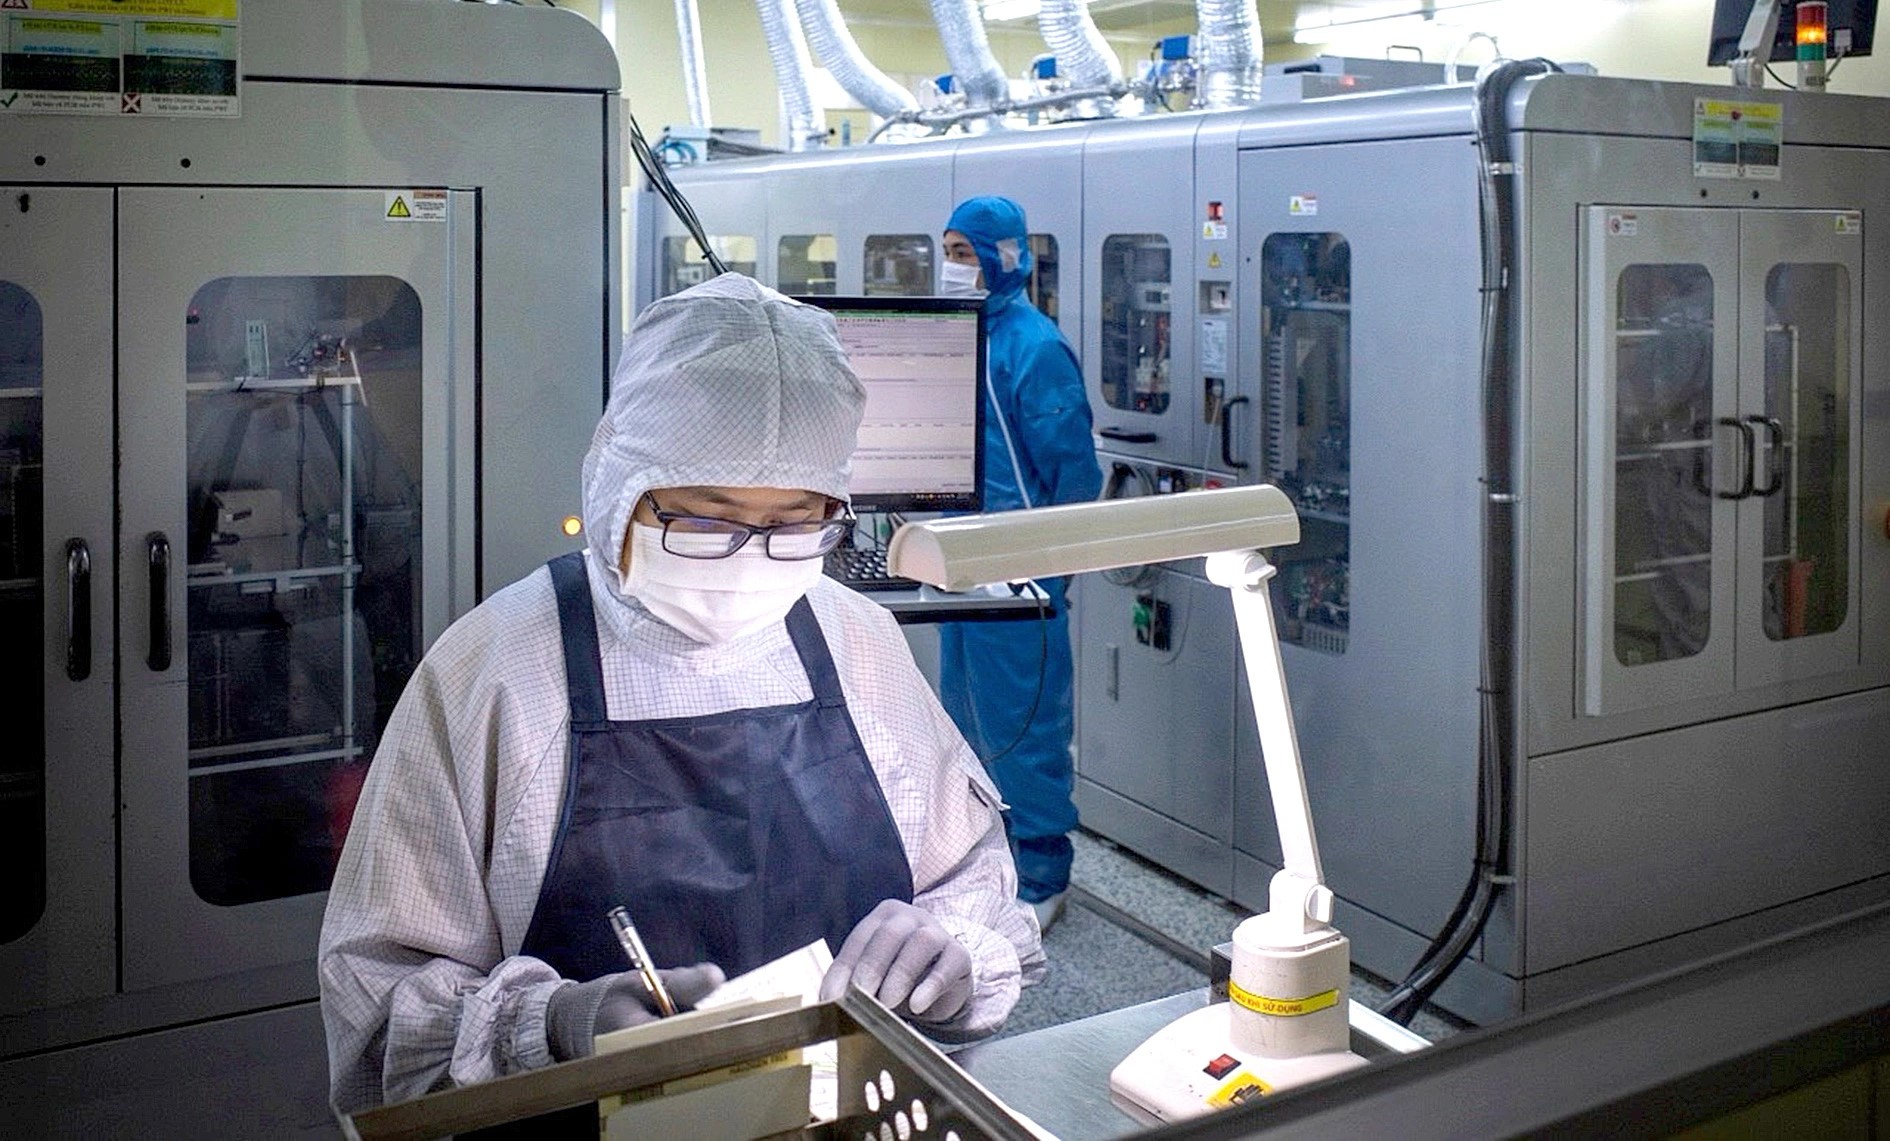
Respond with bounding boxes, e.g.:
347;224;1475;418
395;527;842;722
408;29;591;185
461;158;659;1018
939;260;986;299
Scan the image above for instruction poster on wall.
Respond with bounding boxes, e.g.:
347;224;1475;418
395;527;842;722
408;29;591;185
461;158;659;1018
0;0;239;117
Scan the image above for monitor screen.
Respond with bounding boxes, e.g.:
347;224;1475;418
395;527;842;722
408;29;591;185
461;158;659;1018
1708;0;1876;65
794;295;986;513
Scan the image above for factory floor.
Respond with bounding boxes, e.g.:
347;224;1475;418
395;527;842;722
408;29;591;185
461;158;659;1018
996;829;1469;1047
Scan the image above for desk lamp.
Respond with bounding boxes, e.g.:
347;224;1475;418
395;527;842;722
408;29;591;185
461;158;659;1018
888;485;1368;1123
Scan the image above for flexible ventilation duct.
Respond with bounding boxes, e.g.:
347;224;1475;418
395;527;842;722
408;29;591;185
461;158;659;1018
928;0;1010;109
794;0;919;119
1038;0;1120;87
674;0;713;126
755;0;823;150
1196;0;1264;109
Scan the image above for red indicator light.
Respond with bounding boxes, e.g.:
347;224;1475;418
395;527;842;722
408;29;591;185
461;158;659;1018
1797;1;1829;46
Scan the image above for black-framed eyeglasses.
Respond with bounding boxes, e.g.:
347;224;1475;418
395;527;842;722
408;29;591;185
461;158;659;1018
644;494;853;561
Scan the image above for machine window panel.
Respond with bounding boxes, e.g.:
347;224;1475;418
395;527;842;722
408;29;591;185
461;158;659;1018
1028;233;1059;320
0;280;45;943
778;234;837;295
662;235;757;297
1259;232;1349;654
1611;263;1714;666
862;234;935;297
183;275;426;906
1760;263;1849;642
1099;234;1172;415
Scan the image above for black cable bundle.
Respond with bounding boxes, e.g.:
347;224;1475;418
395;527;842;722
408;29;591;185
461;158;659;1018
1377;55;1559;1028
629;113;728;277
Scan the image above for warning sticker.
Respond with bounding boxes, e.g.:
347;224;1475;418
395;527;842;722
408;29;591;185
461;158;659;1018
1605;211;1639;238
1227;979;1341;1018
1289;194;1318;216
386;189;448;223
1837;212;1862;235
1694;98;1782;180
1205;1070;1274;1109
1201;221;1228;240
0;0;239;117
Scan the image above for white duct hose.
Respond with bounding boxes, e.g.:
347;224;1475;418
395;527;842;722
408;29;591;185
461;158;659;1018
794;0;918;119
1196;0;1264;109
928;0;1010;109
674;0;713;127
1037;0;1120;87
754;0;823;151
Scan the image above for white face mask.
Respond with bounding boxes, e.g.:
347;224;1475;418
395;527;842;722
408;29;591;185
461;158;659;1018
619;523;825;645
939;259;986;299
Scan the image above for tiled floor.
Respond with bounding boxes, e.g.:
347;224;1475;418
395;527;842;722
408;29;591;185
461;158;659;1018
995;829;1469;1045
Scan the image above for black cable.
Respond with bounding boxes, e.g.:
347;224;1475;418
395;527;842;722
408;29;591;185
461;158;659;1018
1376;55;1559;1028
1764;62;1799;89
975;585;1050;768
629;112;728;276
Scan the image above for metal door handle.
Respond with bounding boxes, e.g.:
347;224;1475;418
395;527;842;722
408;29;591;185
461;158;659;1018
1099;427;1159;444
66;538;91;682
146;532;171;672
1747;414;1785;497
1220;395;1251;469
1714;417;1755;500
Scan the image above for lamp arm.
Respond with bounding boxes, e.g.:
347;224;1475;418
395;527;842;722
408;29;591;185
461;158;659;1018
1206;549;1335;940
1732;0;1783;87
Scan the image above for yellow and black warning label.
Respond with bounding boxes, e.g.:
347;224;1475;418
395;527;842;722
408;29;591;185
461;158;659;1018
1206;1070;1274;1108
384;189;447;223
1227;979;1341;1018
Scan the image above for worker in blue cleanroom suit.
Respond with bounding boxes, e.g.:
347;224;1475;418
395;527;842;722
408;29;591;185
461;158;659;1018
937;196;1103;933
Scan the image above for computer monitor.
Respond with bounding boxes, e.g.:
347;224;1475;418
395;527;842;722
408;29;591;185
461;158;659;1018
1708;0;1876;65
794;295;986;514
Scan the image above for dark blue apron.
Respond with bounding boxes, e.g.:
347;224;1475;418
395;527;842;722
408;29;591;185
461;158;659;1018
519;552;914;983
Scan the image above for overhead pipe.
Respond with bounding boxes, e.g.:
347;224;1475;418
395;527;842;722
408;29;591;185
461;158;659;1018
794;0;919;120
1195;0;1265;109
1038;0;1121;87
927;0;1010;111
673;0;713;127
754;0;825;151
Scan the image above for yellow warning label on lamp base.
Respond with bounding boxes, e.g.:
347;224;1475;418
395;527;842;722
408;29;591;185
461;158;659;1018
1227;980;1341;1018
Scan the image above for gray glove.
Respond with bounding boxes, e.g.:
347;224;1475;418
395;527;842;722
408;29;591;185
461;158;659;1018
545;962;725;1061
820;900;973;1026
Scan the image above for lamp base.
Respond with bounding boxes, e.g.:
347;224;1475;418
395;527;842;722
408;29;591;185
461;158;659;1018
1107;1002;1367;1125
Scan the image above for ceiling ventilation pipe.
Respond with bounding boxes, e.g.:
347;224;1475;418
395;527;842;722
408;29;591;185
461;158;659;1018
1038;0;1121;87
794;0;920;119
1196;0;1265;109
674;0;713;127
755;0;825;150
929;0;1011;112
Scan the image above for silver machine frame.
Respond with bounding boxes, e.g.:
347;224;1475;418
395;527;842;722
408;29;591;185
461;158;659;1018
2;1;618;1131
639;71;1890;1026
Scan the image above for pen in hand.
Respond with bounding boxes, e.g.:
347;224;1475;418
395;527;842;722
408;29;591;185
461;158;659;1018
606;905;678;1017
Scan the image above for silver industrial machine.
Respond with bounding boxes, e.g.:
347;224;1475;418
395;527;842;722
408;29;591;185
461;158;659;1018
1;1;617;1131
639;66;1890;1026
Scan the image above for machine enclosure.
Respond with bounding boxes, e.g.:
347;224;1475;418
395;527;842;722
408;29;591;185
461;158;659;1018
644;69;1890;1026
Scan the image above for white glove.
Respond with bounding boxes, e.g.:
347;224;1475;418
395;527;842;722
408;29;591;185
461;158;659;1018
820;900;973;1025
545;963;725;1061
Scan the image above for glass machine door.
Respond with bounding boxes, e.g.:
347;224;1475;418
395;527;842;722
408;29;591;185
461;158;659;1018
117;188;459;991
1581;206;1862;718
1581;207;1741;716
0;188;116;1017
1734;210;1861;688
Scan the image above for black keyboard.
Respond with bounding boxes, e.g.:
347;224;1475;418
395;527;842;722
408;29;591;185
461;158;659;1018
824;545;920;592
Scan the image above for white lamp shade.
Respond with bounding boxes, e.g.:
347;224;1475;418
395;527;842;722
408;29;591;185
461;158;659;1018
886;484;1300;590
